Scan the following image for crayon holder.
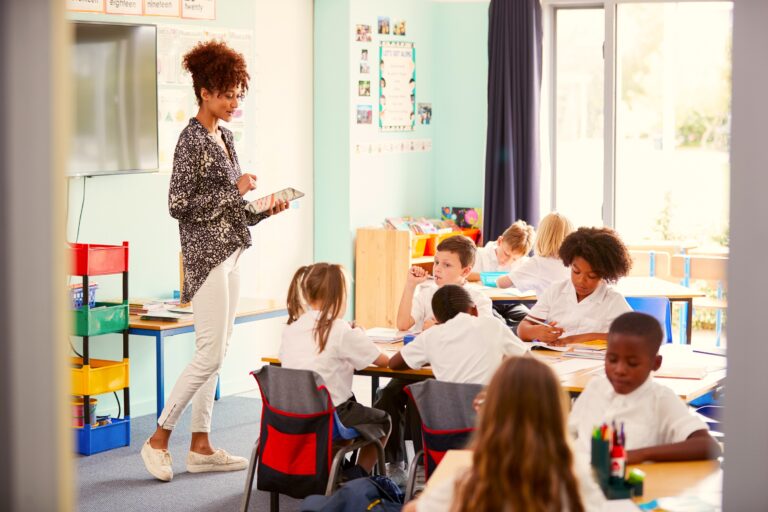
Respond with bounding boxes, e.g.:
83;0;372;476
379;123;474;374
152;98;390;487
590;437;644;499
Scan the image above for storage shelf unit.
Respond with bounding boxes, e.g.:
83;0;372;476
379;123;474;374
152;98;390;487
70;241;131;455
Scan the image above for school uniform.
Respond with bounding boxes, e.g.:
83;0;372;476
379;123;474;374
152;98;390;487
507;255;570;295
471;240;527;274
280;310;391;441
414;451;606;512
401;312;527;384
411;281;493;331
528;279;631;337
569;375;708;455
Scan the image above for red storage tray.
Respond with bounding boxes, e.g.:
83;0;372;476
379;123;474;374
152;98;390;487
70;242;129;276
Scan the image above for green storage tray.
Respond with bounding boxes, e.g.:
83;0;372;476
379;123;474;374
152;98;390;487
72;302;128;336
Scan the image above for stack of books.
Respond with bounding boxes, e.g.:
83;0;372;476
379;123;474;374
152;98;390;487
365;327;405;344
563;340;607;360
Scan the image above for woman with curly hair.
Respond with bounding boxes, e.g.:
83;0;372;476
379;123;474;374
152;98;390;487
404;356;605;512
141;40;287;482
517;227;632;345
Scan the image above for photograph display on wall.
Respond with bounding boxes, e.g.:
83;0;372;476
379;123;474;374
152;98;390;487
355;24;372;42
379;41;415;132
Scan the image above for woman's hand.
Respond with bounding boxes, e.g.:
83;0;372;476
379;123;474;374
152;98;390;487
237;174;258;196
267;200;289;216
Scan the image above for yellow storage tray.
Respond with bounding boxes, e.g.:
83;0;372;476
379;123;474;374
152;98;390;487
71;357;129;396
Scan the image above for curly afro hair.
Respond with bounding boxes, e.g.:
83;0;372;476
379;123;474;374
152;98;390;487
558;227;632;283
182;40;250;106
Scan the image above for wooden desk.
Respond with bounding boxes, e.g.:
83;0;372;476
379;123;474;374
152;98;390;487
425;450;721;507
130;298;287;417
473;276;705;343
262;344;725;404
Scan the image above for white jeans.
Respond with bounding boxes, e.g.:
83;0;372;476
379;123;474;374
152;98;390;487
157;247;243;432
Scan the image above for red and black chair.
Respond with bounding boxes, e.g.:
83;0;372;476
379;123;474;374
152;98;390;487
402;379;482;501
241;365;385;512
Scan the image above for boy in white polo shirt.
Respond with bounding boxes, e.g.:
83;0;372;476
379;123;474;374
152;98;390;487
518;227;632;345
569;312;721;463
389;284;527;383
467;220;535;282
396;235;493;332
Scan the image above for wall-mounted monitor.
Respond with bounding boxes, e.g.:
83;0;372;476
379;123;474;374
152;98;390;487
69;22;158;177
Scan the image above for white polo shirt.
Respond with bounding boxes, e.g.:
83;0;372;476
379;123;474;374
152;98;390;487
471;240;528;274
528;279;631;337
400;312;527;384
569;375;708;454
280;310;382;406
507;255;570;295
411;281;493;331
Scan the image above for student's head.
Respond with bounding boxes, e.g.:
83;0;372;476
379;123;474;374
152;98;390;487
286;263;348;352
453;357;584;512
431;285;477;324
535;212;574;258
559;227;632;300
497;220;536;265
434;235;476;286
183;41;249;121
606;312;663;395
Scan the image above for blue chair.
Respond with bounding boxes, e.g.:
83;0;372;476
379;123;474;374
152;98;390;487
625;296;673;344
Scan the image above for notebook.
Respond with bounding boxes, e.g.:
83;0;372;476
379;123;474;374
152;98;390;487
245;187;304;215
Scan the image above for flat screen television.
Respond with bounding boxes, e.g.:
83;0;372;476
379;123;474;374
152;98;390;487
69;22;158;177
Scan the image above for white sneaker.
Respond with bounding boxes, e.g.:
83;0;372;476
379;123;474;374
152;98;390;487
386;462;408;487
186;448;248;473
141;439;173;482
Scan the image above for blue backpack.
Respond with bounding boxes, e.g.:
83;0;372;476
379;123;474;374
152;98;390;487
300;476;404;512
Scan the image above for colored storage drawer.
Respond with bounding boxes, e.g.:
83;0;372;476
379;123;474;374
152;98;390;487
75;416;130;455
71;357;129;396
70;242;129;276
72;302;128;336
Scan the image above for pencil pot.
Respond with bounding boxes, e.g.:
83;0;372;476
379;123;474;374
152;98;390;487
591;437;611;484
72;397;98;427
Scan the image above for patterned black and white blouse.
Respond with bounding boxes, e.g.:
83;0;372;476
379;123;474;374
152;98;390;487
169;117;268;303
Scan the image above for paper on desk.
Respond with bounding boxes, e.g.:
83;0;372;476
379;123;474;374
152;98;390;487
531;340;571;352
653;367;707;380
365;327;405;343
549;358;603;377
600;500;640;511
498;288;535;297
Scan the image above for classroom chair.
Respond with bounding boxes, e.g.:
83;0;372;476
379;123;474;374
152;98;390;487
402;380;483;502
625;296;674;344
671;254;728;346
241;365;386;512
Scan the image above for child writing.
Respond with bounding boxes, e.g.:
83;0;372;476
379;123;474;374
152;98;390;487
517;226;632;345
467;220;535;283
280;263;391;476
396;235;493;332
569;312;722;464
497;212;573;294
404;357;605;512
388;284;528;383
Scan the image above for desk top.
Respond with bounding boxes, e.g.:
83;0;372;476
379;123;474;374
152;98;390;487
130;298;285;331
474;276;706;302
261;344;725;401
425;450;721;506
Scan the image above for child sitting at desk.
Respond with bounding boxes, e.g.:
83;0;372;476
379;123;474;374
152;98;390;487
404;356;605;512
388;284;527;382
397;234;493;332
497;211;573;294
467;220;535;282
280;263;391;477
569;312;722;464
517;226;632;345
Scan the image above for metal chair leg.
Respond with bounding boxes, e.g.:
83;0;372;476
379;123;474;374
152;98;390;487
404;449;423;502
270;492;279;512
240;441;259;512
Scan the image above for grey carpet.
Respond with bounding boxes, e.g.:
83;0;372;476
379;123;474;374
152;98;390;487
77;395;302;512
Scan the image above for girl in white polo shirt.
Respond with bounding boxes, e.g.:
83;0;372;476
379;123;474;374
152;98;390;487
280;263;391;476
518;227;633;345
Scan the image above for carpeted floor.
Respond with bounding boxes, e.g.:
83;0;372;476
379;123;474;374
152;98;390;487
76;395;302;512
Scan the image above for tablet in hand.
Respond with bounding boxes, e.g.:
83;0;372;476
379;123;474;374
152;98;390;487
245;187;304;215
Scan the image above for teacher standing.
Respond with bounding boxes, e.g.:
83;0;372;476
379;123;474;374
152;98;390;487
141;40;287;482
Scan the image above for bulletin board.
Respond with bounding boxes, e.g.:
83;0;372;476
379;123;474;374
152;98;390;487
379;41;416;132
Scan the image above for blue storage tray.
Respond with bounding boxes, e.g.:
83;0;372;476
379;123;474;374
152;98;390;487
75;416;130;455
480;271;507;287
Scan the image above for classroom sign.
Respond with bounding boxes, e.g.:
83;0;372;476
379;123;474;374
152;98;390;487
379;41;415;132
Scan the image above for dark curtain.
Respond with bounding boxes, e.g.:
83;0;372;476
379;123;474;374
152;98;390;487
483;0;543;240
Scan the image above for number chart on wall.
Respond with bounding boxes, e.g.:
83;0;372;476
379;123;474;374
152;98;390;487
379;41;415;132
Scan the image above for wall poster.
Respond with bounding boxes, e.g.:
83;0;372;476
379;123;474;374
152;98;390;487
379;41;415;132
